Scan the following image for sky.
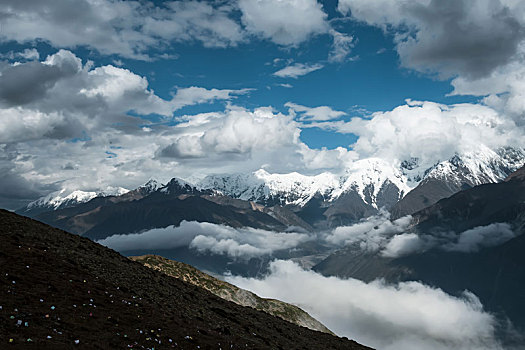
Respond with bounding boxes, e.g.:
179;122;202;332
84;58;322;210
1;0;525;209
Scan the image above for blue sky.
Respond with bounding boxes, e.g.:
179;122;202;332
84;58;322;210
0;0;524;208
0;0;477;152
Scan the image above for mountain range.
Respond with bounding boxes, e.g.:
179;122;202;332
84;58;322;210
19;147;525;232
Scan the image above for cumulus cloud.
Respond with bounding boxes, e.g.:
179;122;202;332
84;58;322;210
238;0;329;46
338;0;525;127
312;100;525;168
338;0;525;80
98;221;312;259
157;106;300;159
0;50;249;143
444;223;516;253
286;102;346;121
1;99;354;209
337;0;525;126
0;0;245;59
451;60;525;124
227;260;501;350
0;50;81;106
273;63;324;78
298;144;358;170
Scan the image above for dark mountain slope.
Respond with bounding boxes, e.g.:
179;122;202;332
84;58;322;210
0;209;370;349
30;178;312;241
33;193;296;241
391;149;524;219
411;167;525;233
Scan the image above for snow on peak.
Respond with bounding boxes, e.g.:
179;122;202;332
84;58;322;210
198;147;523;209
422;146;525;186
139;179;162;193
199;159;412;208
27;186;129;211
335;158;413;207
199;169;340;206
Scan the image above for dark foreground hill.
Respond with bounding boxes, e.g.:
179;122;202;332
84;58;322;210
0;210;370;349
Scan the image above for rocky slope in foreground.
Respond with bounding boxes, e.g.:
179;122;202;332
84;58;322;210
131;255;332;335
0;210;370;349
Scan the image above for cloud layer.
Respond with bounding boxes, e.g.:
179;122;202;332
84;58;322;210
227;260;501;350
98;221;312;259
324;212;517;258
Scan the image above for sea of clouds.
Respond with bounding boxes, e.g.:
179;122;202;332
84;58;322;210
227;260;502;350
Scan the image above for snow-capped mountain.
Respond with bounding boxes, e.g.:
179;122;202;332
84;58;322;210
199;158;412;209
198;158;415;227
138;179;162;194
199;147;524;226
198;169;340;207
392;146;525;217
20;186;129;216
21;146;524;227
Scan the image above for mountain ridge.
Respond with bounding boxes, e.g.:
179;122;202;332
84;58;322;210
19;147;525;230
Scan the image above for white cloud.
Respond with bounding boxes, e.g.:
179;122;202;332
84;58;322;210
1;48;40;61
286;102;346;121
1;99;355;208
0;107;74;144
227;260;501;350
158;106;300;158
325;211;412;250
0;0;245;59
171;86;253;110
338;0;525;126
324;212;517;258
98;221;312;259
0;50;250;143
298;144;358;170
328;30;356;63
238;0;329;46
451;59;525;124
273;63;324;78
311;100;525;168
381;233;424;258
444;223;516;253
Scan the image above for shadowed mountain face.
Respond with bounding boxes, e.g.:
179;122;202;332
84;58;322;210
314;166;525;336
0;210;370;349
391;148;524;218
27;179;311;241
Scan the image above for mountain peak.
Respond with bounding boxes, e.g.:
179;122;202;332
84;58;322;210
138;178;162;193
